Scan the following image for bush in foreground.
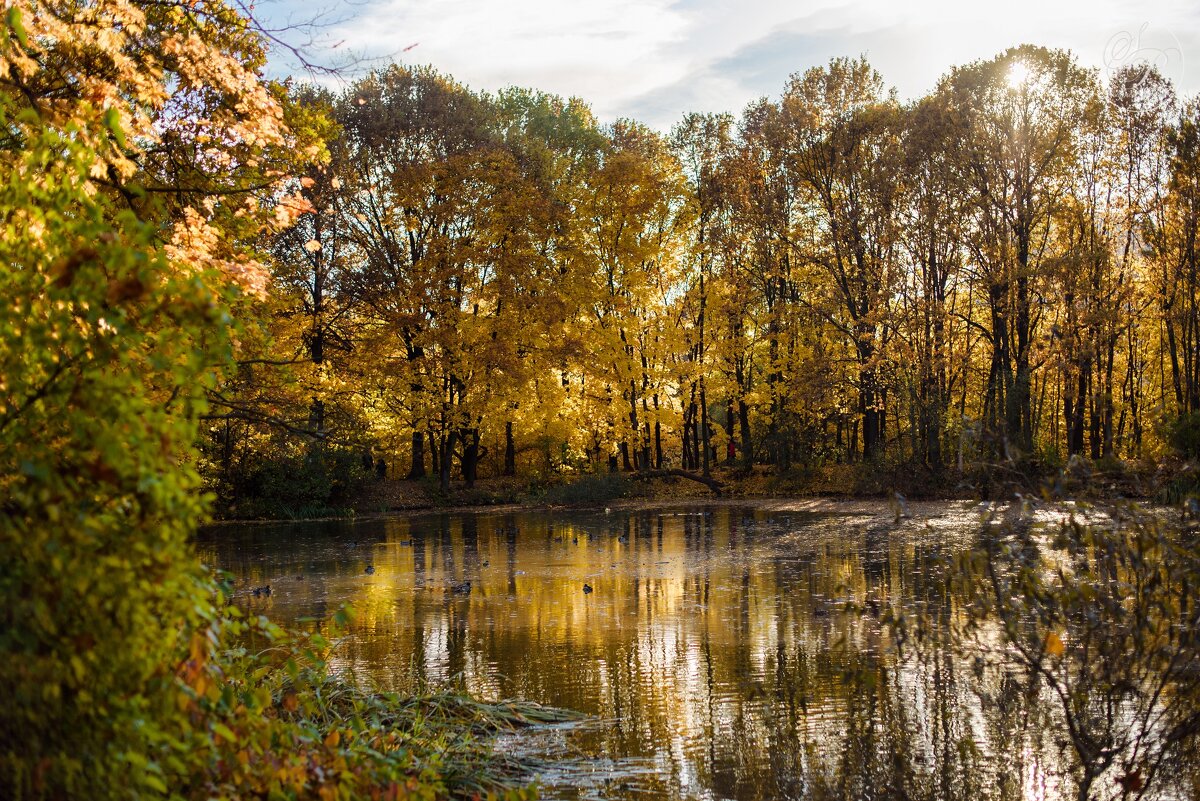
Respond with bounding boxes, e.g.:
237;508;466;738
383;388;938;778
0;3;557;797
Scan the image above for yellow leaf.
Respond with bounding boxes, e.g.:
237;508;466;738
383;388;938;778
1045;631;1065;657
324;730;340;748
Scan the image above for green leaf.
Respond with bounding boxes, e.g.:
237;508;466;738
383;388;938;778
212;722;237;742
103;107;127;149
140;774;167;794
7;6;27;47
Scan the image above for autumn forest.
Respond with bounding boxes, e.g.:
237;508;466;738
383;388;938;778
211;46;1200;507
6;1;1200;798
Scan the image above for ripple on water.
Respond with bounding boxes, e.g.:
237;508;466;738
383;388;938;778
198;500;1112;801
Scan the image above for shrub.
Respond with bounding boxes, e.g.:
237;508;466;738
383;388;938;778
0;4;544;797
0;113;229;795
1166;411;1200;460
536;472;639;506
227;445;370;519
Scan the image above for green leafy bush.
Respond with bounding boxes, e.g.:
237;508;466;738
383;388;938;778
221;445;370;519
535;472;640;506
0;112;228;796
1165;411;1200;460
0;9;549;798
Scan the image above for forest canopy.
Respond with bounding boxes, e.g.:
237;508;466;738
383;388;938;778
211;45;1200;509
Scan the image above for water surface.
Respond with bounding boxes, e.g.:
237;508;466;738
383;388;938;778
197;500;1075;800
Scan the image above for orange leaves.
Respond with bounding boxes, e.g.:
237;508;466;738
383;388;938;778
275;192;318;227
167;208;272;298
175;630;212;705
0;0;325;310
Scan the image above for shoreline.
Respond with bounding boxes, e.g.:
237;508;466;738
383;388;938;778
203;462;1173;526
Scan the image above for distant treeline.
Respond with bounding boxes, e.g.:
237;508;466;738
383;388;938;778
202;45;1200;503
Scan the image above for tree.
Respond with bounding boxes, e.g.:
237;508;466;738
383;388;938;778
576;120;689;472
941;46;1095;457
673;112;736;475
896;93;969;469
781;56;903;462
1154;100;1200;417
0;0;318;795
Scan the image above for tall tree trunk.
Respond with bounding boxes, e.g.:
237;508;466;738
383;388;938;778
462;429;481;488
438;431;454;493
407;430;426;480
653;393;663;469
1067;366;1087;457
627;382;640;470
738;396;752;470
503;421;515;476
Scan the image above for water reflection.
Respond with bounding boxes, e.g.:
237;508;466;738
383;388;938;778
194;502;1125;800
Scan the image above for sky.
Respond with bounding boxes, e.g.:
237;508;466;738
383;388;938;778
256;0;1200;130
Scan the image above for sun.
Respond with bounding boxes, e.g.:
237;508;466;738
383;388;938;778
1007;60;1032;89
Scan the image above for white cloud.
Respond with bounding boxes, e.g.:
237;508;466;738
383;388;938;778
330;0;689;115
276;0;1199;130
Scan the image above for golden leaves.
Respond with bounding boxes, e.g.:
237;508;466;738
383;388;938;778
0;0;320;307
167;208;270;298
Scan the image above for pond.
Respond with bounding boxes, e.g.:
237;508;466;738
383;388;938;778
194;500;1146;800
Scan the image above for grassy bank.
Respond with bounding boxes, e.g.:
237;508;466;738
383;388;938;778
176;603;579;800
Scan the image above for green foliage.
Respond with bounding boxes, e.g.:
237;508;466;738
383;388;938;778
211;444;371;520
1157;467;1200;505
0;109;231;798
0;13;547;800
0;120;547;800
535;473;640;506
1165;411;1200;460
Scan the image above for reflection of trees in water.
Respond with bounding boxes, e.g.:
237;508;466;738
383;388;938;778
200;504;1200;800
